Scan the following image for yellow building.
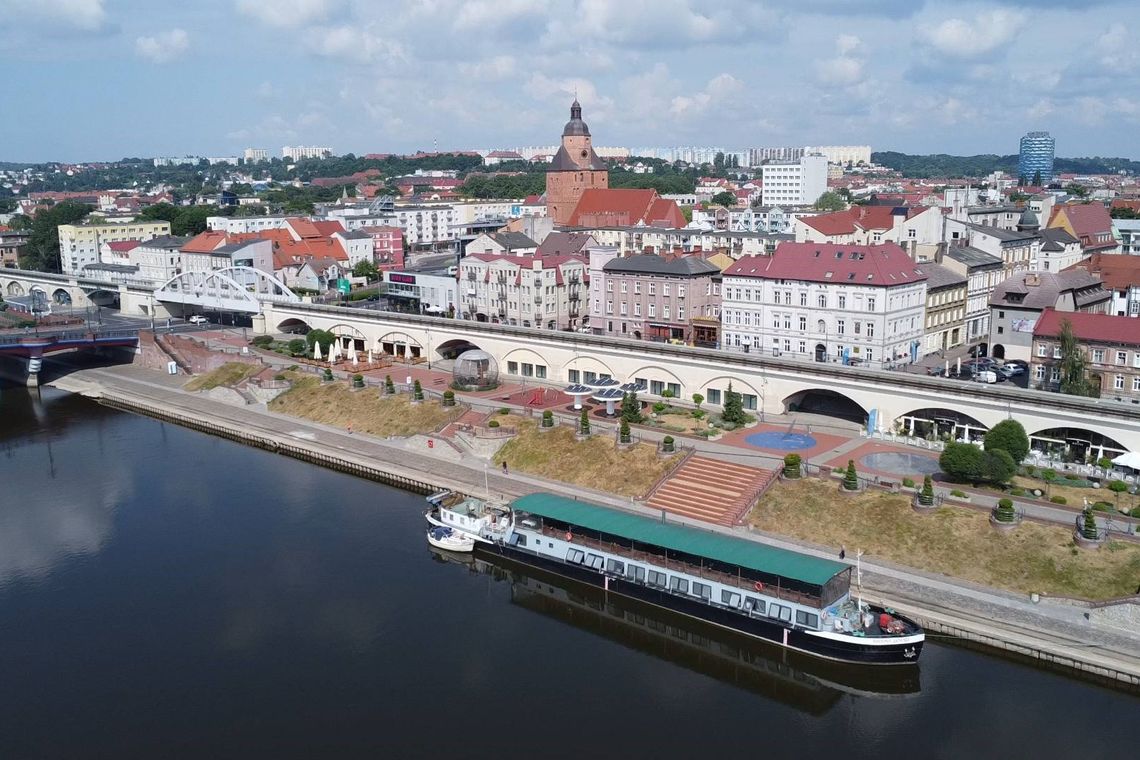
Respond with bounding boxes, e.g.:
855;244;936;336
58;220;171;275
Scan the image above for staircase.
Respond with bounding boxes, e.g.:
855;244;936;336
646;456;775;526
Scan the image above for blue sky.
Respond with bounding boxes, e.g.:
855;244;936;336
2;0;1137;162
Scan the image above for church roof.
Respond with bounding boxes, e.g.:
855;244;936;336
549;144;607;171
563;99;589;137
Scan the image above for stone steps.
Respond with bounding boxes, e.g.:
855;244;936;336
647;455;773;526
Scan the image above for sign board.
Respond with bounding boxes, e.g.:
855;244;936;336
167;361;179;375
336;278;351;295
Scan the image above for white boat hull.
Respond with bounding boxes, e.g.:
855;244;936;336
427;528;476;553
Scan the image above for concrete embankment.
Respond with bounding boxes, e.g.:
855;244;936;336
48;365;1140;690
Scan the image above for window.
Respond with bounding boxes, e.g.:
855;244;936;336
798;340;806;354
648;303;656;318
854;321;861;334
1035;365;1045;381
998;310;1005;319
997;326;1004;335
634;281;641;294
606;559;625;575
795;610;819;628
649;282;656;295
743;596;766;615
507;361;518;374
678;306;685;320
568;369;580;383
867;297;875;311
663;283;670;296
743;394;758;410
626;564;645;582
1055;347;1064;360
585;553;604;570
647;569;667;588
838;295;846;309
651;380;665;395
799;315;807;331
663;305;670;320
620;302;627;315
706;388;721;405
800;292;807;306
1118;351;1127;365
1037;344;1048;357
1115;375;1125;390
607;282;613;292
522;363;534;377
566;548;585;564
818;294;826;308
1093;349;1105;363
866;322;874;338
1134;377;1140;392
691;581;712;601
678;285;685;298
620;281;627;294
721;590;742;607
837;319;845;335
667;382;681;397
606;300;613;314
536;365;547;379
669;576;689;594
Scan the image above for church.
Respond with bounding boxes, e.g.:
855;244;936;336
545;99;609;225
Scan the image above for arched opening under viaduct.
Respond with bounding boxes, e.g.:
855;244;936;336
1029;427;1128;464
276;318;312;335
436;338;482;360
783;388;868;426
896;408;989;443
6;281;24;296
52;288;73;305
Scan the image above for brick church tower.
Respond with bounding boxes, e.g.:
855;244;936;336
545;100;609;225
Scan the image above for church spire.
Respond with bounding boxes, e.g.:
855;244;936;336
570;98;581;121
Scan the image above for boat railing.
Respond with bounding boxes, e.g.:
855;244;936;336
536;526;822;609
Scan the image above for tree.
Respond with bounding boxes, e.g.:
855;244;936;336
1081;509;1099;540
619;418;631;443
385;374;395;394
783;453;801;479
413;379;424;400
286;338;307;356
620;391;642;424
352;260;379;281
1058;318;1099;397
710;191;737;208
1032;170;1042;186
171;205;215;236
1064;182;1089;199
940;442;985;482
1108;479;1129;508
813;191;846;212
1110;207;1140;220
691;393;704;409
138;202;181;225
920;474;935;506
994;498;1016;523
579;408;590;435
722;382;747;425
984;419;1029;466
981;449;1017;484
22;201;92;271
843;460;859;491
305;329;335;353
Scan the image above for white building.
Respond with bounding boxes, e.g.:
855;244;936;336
282;145;332;161
183;239;273;274
382;270;458;315
129;235;188;283
721;243;928;368
392;204;458;247
463;232;538;258
207;215;289;234
801;145;872;166
458;254;587;330
760;154;828;207
243;148;269;162
58;219;172;275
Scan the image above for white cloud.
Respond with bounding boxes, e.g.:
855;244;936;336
458;55;517;81
306;25;405;64
920;9;1025;59
670;73;743;118
0;0;107;30
135;29;190;64
236;0;340;28
816;56;864;86
836;33;861;55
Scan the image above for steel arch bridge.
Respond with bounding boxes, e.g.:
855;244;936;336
154;266;300;313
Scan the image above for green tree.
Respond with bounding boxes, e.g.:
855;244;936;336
994;498;1016;523
940;442;985;482
783;453;802;479
984;419;1029;466
722;382;746;425
619;418;631;443
1064;182;1089;199
286;338;307;356
981;449;1017;484
21;201;92;271
620;391;643;424
1108;479;1129;508
1081;509;1099;540
138;202;181;225
305;329;335;353
413;379;424;400
1058;318;1099;397
1110;207;1140;220
710;190;737;208
814;191;846;212
920;474;935;506
691;392;704;409
352;260;379;281
1031;170;1042;186
843;460;859;491
579;408;590;435
172;205;215;236
385;374;395;394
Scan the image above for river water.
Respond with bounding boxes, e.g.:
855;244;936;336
1;384;1137;759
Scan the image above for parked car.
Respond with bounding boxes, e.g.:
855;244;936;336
998;364;1025;378
973;369;998;384
188;315;208;325
447;265;459;276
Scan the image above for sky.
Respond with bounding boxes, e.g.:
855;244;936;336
1;0;1138;163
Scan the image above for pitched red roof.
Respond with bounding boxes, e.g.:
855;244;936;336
800;205;926;236
723;243;927;287
1065;253;1140;291
1049;203;1113;239
181;231;228;253
106;240;142;252
1033;307;1140;347
567;189;685;229
1111;199;1140;213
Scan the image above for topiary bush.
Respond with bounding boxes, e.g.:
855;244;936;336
843;460;858;491
442;390;455;407
541;409;553;427
783;453;802;479
413;379;424;401
921;475;935;505
352;373;364;388
1050;495;1067;505
487;419;500;429
902;477;915;489
579;408;590;435
994;497;1016;523
251;335;274;348
662;435;675;453
949;489;966;498
499;407;509;415
1010;487;1026;497
1081;509;1099;540
323;368;334;382
619;419;631;443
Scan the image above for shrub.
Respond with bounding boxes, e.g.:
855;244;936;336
1108;480;1128;496
442;390;455;407
1010;487;1025;497
273;373;287;381
619;419;631;443
352;373;364;388
1097;456;1113;469
621;392;643;424
1042;469;1057;483
1024;466;1036;477
323;368;334;381
251;335;274;348
541;409;553;427
1091;501;1114;513
940;442;1015;484
652;401;668;413
413;379;424;401
691;393;704;409
488;419;500;428
691;409;706;419
1050;495;1067;505
385;374;395;394
287;338;307;356
579;408;590;435
1081;510;1099;540
661;389;675;398
994;498;1016;523
902;477;915;489
662;435;675;453
783;453;802;479
498;407;509;415
984;420;1029;466
843;459;858;491
950;489;966;498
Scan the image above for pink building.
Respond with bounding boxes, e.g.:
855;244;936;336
588;247;721;345
360;225;405;268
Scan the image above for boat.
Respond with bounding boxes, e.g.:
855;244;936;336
424;490;924;665
426;525;476;553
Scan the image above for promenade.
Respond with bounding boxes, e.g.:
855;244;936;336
47;359;1140;687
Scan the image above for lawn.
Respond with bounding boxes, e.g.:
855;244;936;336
184;362;260;392
493;419;679;499
748;478;1140;600
269;376;462;437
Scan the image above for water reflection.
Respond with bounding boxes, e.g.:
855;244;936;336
430;548;921;711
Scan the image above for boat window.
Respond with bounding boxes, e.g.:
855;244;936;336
750;598;766;615
627;565;646;583
768;604;784;620
670;576;689;594
511;534;526;547
606;559;625;575
585;553;604;570
647;570;667;588
566;548;585;564
795;611;819;628
721;590;742;607
692;581;712;601
779;606;792;623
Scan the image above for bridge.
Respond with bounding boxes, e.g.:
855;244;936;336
0;328;139;386
257;301;1140;455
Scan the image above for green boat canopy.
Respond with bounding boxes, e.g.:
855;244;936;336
512;492;847;588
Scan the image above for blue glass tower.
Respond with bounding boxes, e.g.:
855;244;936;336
1018;131;1054;184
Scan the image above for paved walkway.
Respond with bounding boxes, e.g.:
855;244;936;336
48;361;1140;676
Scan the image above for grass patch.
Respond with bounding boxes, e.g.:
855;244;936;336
269;376;462;436
748;478;1140;600
184;362;260;392
493;420;678;498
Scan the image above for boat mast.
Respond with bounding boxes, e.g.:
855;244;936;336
856;549;865;611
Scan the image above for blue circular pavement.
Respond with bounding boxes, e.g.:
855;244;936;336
860;451;940;476
744;431;818;451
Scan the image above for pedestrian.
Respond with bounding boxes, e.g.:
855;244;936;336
839;545;846;560
502;460;508;475
347;423;353;435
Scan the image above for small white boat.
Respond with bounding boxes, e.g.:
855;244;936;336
427;526;476;553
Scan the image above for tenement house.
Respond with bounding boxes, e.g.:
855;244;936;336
458;253;587;330
1031;308;1140;406
987;270;1110;362
721;243;928;368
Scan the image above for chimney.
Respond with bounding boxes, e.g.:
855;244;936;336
1025;273;1041;287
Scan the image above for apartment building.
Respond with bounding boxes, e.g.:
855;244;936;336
1031;308;1140;404
588;248;720;344
458;254;587;330
988;270;1110;361
760;154;828;206
58;219;172;275
921;263;968;355
721;243;928;367
1066;254;1140;318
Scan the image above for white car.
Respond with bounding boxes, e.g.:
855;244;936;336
446;265;459;276
188;315;208;325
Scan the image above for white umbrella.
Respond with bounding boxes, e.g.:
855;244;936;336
1111;451;1140;470
348;345;358;364
330;341;341;361
313;341;323;361
373;338;383;354
367;349;374;364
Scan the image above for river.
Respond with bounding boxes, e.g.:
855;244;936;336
0;384;1136;759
